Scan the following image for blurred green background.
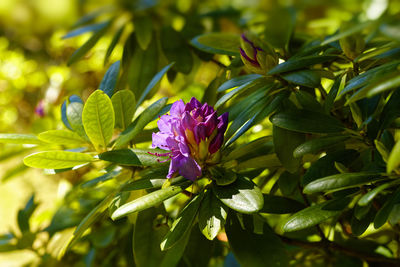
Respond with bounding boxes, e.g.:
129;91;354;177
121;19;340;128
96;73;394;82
0;0;397;265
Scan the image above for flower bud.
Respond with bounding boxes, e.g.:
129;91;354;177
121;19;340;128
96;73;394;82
239;33;278;74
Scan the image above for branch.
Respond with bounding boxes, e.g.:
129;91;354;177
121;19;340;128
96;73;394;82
279;235;400;265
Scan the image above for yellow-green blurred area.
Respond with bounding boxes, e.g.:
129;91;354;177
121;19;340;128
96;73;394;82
0;0;398;265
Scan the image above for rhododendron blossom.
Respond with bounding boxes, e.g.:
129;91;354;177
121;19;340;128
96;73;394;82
152;97;228;181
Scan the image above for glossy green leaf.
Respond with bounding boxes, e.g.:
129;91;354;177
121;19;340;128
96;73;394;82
346;71;400;104
160;193;203;250
225;137;272;161
38;130;86;145
159;226;191;267
358;180;400;206
226;215;289;267
295;90;323;111
217;74;263;92
387;138;400;173
122;176;185;191
111;182;190;220
99;148;167;166
24;151;93;169
126;33;159;99
374;188;400;229
133;207;168;267
81;169;122;188
99;61;120;97
0;134;42;145
66;99;88;141
190;33;240;56
282;202;341;232
263;6;295;50
321;21;374;45
304;172;382;194
213;176;264;214
260;194;305;214
59;194;115;257
161;27;192;74
281;70;321;88
198;190;227;240
137;65;174;107
111;89;136;130
134;15;153;50
67;21;110;65
273;126;305;173
104;25;125;65
293;135;350;158
268;55;337;75
270;109;344;133
62;22;107;39
114;97;167;148
82;90;115;149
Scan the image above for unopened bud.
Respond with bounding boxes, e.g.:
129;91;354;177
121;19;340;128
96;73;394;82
239;33;278;74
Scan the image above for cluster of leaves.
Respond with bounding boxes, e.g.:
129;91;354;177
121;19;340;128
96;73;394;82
2;0;400;266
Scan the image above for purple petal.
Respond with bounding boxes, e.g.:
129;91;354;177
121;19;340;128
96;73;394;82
194;123;206;143
170;100;185;117
189;97;201;109
182;111;197;130
167;155;181;178
208;132;224;154
152;132;170;150
178;156;202;181
217;112;229;133
204;112;218;136
179;142;190;157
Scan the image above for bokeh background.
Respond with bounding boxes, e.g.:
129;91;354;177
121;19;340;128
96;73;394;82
0;0;397;265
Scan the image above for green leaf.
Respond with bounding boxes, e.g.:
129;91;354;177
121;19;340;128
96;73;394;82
99;148;168;166
23;151;93;169
213;176;264;214
268;55;337;75
59;194;115;257
82;90;115;149
270;109;344;133
111;182;191;220
159;226;191;267
111;89;136;130
161;27;193;74
38;130;86;145
0;134;42;145
260;194;305;214
346;71;400;104
374;188;400;228
66;99;88;141
303;172;382;194
321;21;374;45
225;136;272;161
293;135;350;158
160;193;203;250
263;6;295;50
282;202;341;232
62;22;108;39
198;190;227;240
99;61;120;97
226;215;289;267
133;207;168;267
273;126;305;173
104;25;125;65
81;169;122;188
190;33;240;56
358;180;400;206
67;21;110;65
126;33;159;99
387;138;400;174
122;176;185;192
281;70;321;88
134;15;153;50
114;97;167;148
137;65;174;107
295;90;323;111
217;74;262;92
